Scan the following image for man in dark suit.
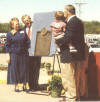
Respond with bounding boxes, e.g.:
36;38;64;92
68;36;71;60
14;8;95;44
56;5;85;101
21;15;41;91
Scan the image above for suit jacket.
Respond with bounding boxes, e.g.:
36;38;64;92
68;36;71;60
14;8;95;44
56;16;85;63
5;30;29;55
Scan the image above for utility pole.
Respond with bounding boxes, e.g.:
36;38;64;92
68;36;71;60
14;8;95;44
73;0;87;18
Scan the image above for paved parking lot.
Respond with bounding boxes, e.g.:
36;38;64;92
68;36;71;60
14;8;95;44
0;53;62;102
0;69;62;102
0;84;61;102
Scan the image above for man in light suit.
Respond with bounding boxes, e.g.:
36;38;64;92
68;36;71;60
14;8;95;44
21;15;41;91
56;5;85;101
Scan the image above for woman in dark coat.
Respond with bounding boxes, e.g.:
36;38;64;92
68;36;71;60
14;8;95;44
5;17;30;92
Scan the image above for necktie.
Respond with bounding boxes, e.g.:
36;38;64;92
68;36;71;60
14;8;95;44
27;27;31;39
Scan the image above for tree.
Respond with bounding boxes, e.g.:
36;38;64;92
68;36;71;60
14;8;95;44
0;23;23;33
84;21;100;34
0;21;100;34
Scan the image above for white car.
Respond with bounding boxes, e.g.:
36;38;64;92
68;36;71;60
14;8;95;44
89;44;100;52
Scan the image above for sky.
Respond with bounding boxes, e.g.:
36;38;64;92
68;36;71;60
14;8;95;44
0;0;100;23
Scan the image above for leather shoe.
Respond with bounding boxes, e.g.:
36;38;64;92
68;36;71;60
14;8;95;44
15;89;20;92
26;89;35;93
23;86;28;91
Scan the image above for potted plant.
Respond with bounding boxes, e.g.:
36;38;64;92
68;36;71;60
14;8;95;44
40;62;45;68
45;63;51;71
47;75;63;98
45;63;54;75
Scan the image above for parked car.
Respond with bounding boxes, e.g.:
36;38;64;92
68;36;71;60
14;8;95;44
89;44;100;52
0;44;5;53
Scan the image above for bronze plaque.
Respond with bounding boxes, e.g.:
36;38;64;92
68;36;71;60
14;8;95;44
34;27;52;56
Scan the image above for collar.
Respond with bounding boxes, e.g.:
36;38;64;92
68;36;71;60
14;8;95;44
25;22;33;28
67;15;76;22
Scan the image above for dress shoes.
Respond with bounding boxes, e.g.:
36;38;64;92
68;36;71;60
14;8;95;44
26;89;35;93
59;96;79;102
23;86;28;92
14;89;20;92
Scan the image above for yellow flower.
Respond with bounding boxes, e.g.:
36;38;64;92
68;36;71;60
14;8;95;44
57;74;61;77
61;89;65;95
48;79;51;83
47;86;51;91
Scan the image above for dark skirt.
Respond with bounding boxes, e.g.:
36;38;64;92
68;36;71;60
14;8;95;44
7;53;29;84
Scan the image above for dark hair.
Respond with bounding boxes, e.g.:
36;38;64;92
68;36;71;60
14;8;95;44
65;5;75;14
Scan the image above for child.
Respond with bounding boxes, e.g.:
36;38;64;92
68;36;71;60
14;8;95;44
50;11;77;53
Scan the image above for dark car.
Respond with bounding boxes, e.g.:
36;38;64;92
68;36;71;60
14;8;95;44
0;44;5;53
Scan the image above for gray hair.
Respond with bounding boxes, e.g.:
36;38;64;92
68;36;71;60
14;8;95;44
65;5;76;14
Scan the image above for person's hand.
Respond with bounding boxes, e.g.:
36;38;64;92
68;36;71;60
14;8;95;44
7;59;10;64
54;39;56;43
6;54;10;64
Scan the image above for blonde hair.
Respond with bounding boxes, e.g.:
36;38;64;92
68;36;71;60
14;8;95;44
55;11;64;20
21;14;31;23
10;17;19;28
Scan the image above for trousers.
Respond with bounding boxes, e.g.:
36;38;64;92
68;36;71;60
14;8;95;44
61;61;81;101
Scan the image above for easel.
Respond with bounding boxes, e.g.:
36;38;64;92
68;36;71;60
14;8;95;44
52;53;61;73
